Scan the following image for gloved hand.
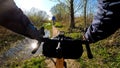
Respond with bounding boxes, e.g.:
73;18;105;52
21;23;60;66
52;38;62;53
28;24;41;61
32;27;45;54
83;27;93;44
37;27;45;40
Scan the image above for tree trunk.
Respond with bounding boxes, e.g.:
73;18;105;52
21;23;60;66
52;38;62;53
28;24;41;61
70;0;75;29
84;0;87;28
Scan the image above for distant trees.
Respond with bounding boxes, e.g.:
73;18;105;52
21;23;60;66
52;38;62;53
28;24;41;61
50;0;83;29
82;0;97;27
50;3;69;21
50;0;97;29
26;8;49;28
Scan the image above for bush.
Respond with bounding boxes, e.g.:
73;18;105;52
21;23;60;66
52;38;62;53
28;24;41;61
43;23;52;30
54;22;63;28
65;32;82;39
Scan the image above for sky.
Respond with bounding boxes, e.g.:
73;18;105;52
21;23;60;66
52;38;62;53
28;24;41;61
14;0;58;17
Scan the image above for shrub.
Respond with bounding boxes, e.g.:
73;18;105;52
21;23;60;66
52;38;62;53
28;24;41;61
54;22;63;28
65;32;82;39
43;23;52;30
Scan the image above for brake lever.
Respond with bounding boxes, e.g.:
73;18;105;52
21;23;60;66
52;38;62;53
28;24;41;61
83;41;93;59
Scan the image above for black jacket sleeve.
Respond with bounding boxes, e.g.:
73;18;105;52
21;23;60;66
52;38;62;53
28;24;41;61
0;8;39;40
85;0;120;43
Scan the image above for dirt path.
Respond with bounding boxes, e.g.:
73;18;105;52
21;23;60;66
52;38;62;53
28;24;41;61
45;58;80;68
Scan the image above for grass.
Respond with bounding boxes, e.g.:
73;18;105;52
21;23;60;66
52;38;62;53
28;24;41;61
21;56;46;68
77;34;120;68
4;56;46;68
78;42;120;68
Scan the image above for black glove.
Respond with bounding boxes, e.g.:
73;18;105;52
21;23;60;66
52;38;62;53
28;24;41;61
32;27;45;54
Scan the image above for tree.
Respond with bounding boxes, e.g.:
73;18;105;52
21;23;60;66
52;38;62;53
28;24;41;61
84;0;97;27
50;3;69;21
50;0;83;29
70;0;75;28
26;8;49;28
83;0;88;28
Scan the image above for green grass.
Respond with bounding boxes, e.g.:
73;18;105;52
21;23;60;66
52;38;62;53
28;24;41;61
5;56;46;68
78;38;120;68
21;56;46;68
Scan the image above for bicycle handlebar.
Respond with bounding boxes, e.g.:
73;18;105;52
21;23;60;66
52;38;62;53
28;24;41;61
32;34;93;59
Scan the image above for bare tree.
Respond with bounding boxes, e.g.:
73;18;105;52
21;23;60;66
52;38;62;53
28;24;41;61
83;0;88;28
50;3;68;21
70;0;75;28
50;0;83;29
26;8;49;27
